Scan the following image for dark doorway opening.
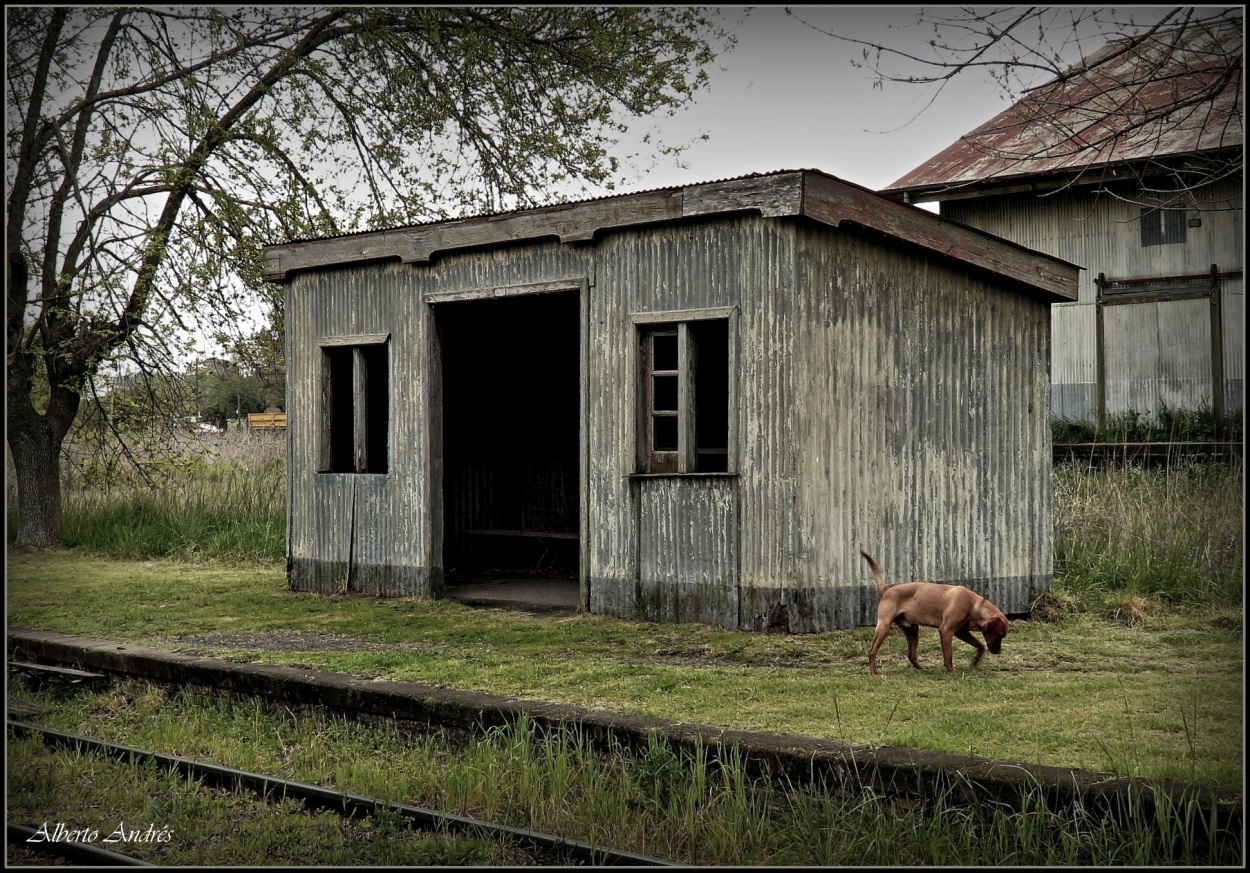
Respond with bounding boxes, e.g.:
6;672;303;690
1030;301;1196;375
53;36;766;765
437;292;581;593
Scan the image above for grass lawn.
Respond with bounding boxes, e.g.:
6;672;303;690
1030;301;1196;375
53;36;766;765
6;549;1242;789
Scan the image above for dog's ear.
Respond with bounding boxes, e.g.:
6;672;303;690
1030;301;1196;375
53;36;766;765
983;616;1009;655
984;616;1009;638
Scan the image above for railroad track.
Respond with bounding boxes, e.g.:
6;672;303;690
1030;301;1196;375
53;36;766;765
8;721;677;867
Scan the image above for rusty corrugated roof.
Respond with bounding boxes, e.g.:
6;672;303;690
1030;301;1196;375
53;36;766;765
884;18;1243;197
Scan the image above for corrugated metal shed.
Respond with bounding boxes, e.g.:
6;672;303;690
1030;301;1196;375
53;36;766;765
265;168;1079;633
884;18;1243;198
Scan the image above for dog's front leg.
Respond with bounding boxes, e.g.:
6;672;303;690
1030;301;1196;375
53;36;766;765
955;628;987;666
939;630;957;673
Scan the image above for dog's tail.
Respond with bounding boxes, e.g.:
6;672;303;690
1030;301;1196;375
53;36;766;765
860;550;889;594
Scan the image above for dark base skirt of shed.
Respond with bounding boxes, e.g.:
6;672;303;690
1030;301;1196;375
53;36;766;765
287;557;1048;631
738;575;1051;634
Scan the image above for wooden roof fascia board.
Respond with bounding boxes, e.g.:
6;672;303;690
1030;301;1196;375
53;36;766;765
682;171;805;219
261;175;810;282
802;173;1080;302
262;189;688;281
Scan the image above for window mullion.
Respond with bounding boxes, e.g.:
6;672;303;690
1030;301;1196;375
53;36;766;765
678;322;696;473
353;346;368;473
318;352;333;472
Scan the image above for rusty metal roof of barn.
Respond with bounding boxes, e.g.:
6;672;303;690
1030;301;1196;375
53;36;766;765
883;18;1243;200
263;168;1078;300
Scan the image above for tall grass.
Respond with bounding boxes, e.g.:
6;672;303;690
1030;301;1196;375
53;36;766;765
9;682;1241;866
48;431;286;564
1053;460;1244;614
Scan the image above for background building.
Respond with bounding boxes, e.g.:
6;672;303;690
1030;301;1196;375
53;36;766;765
884;18;1243;426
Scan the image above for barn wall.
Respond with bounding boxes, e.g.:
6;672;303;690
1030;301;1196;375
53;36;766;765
943;176;1243;422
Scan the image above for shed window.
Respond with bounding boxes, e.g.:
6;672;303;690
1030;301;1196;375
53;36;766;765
640;319;729;474
1140;207;1187;247
319;339;390;474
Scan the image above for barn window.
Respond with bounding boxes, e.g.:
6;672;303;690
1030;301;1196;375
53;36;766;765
1140;207;1187;247
638;313;731;474
318;335;390;474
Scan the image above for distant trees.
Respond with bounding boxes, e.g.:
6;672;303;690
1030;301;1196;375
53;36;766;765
7;7;728;546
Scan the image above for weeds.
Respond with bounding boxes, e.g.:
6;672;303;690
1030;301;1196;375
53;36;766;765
1052;403;1242;443
60;439;285;564
1053;460;1243;617
7;683;1239;865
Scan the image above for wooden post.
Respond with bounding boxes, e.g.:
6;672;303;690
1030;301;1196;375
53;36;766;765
1209;264;1226;424
1095;272;1107;430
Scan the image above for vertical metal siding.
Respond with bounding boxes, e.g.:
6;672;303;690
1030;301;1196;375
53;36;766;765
1103;297;1217;415
1050;303;1098;421
287;243;590;597
736;217;800;606
590;218;768;625
790;221;1052;626
1222;283;1244;411
637;477;738;625
289;214;1057;629
944;177;1243;421
287;261;427;595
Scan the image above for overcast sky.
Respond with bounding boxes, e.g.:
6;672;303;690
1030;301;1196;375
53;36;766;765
611;5;1078;195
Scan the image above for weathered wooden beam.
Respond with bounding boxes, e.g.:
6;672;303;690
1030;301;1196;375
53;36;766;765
263;189;685;280
802;173;1080;302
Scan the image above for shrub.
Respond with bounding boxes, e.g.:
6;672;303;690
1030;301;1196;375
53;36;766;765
1052;403;1242;444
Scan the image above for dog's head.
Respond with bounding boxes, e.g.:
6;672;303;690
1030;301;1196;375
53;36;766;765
981;615;1009;654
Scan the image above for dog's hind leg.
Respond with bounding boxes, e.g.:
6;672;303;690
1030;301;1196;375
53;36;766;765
867;619;894;675
938;630;959;672
901;623;923;670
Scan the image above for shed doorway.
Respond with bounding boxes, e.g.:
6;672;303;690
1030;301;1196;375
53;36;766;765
435;291;582;607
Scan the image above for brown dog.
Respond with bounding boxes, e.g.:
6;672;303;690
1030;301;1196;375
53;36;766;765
861;550;1009;675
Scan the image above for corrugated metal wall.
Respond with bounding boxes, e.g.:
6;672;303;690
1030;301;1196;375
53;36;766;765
780;221;1053;630
286;260;429;596
943;177;1243;422
589;218;762;626
288;214;1055;630
286;243;591;597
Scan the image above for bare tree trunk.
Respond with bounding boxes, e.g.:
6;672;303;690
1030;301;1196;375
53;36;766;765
6;356;79;549
8;424;64;549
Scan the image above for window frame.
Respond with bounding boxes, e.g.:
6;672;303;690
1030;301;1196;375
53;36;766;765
632;307;736;476
1139;206;1187;247
317;333;391;475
